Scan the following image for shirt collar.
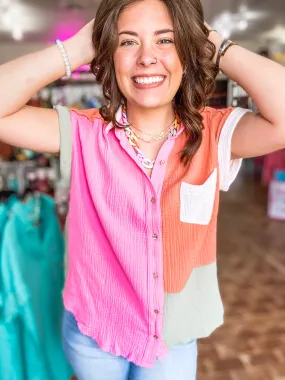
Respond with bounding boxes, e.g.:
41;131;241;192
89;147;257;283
105;106;123;134
105;105;185;138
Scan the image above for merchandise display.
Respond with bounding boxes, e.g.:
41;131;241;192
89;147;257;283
268;170;285;220
0;70;104;217
0;192;72;379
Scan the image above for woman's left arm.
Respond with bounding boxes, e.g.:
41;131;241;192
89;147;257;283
209;30;285;159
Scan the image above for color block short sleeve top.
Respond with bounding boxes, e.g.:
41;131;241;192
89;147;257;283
55;105;250;368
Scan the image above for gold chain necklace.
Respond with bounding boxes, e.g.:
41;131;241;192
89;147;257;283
122;107;180;169
129;118;176;143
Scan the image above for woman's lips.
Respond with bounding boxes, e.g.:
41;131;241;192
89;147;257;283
131;76;166;89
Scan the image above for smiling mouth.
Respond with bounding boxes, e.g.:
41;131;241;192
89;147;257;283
132;76;166;85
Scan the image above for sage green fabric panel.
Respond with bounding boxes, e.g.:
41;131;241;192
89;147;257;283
54;105;72;185
163;262;224;348
54;105;72;278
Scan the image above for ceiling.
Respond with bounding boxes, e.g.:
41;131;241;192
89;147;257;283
0;0;285;49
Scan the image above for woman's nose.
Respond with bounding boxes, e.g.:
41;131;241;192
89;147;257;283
137;45;157;67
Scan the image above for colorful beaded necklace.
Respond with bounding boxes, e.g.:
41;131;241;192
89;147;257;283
122;107;181;169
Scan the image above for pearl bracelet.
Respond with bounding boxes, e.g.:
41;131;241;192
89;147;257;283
55;39;72;78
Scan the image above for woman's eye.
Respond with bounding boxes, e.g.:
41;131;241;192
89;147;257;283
158;39;174;44
120;40;137;46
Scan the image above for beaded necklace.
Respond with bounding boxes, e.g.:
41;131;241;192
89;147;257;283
122;107;180;169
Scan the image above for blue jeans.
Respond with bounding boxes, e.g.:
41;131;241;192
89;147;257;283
62;309;197;380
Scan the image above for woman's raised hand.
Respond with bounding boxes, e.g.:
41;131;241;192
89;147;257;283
70;18;95;66
0;18;96;152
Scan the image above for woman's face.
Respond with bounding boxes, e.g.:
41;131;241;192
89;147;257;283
114;0;183;110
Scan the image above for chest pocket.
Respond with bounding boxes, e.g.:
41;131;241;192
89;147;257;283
180;168;217;225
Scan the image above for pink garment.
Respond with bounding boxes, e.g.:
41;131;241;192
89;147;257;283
62;106;246;368
63;109;183;368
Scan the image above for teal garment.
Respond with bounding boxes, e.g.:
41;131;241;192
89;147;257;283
0;195;24;380
0;194;72;380
0;194;18;310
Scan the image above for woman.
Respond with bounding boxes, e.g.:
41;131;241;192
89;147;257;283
0;0;285;379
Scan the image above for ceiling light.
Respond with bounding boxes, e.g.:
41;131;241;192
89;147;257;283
0;0;11;7
262;25;285;44
212;11;233;38
2;10;12;26
12;26;23;40
239;4;248;14
242;10;266;21
219;11;232;26
220;29;231;39
238;19;248;31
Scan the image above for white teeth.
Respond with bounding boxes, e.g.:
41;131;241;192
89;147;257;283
134;76;164;85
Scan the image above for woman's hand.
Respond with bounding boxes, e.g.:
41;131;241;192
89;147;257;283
66;18;95;67
0;18;96;153
204;21;223;62
204;21;212;32
203;24;285;161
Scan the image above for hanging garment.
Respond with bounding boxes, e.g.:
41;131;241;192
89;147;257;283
0;194;25;380
0;194;72;380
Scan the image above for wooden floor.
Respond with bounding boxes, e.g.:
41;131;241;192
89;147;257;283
197;171;285;380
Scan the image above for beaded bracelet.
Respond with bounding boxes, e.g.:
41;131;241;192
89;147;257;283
55;39;72;78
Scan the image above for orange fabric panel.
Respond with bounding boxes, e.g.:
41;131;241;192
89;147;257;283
70;108;103;122
162;107;233;293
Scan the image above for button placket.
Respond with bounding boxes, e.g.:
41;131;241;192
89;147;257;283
147;174;164;349
149;140;176;350
152;249;159;337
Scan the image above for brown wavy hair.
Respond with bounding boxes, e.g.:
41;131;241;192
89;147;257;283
91;0;219;165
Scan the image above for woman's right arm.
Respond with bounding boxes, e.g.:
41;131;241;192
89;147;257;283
0;20;94;154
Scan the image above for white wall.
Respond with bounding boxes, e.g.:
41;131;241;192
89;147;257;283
0;42;50;64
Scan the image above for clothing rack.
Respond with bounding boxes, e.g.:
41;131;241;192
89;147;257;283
0;190;72;379
0;160;37;194
30;71;104;109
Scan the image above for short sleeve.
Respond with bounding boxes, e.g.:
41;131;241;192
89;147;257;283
217;107;252;191
54;105;72;186
54;105;72;279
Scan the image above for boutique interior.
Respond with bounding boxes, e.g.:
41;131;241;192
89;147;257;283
1;0;285;379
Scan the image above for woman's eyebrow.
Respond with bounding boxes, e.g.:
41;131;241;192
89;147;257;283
118;31;138;36
155;29;174;35
118;29;174;37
